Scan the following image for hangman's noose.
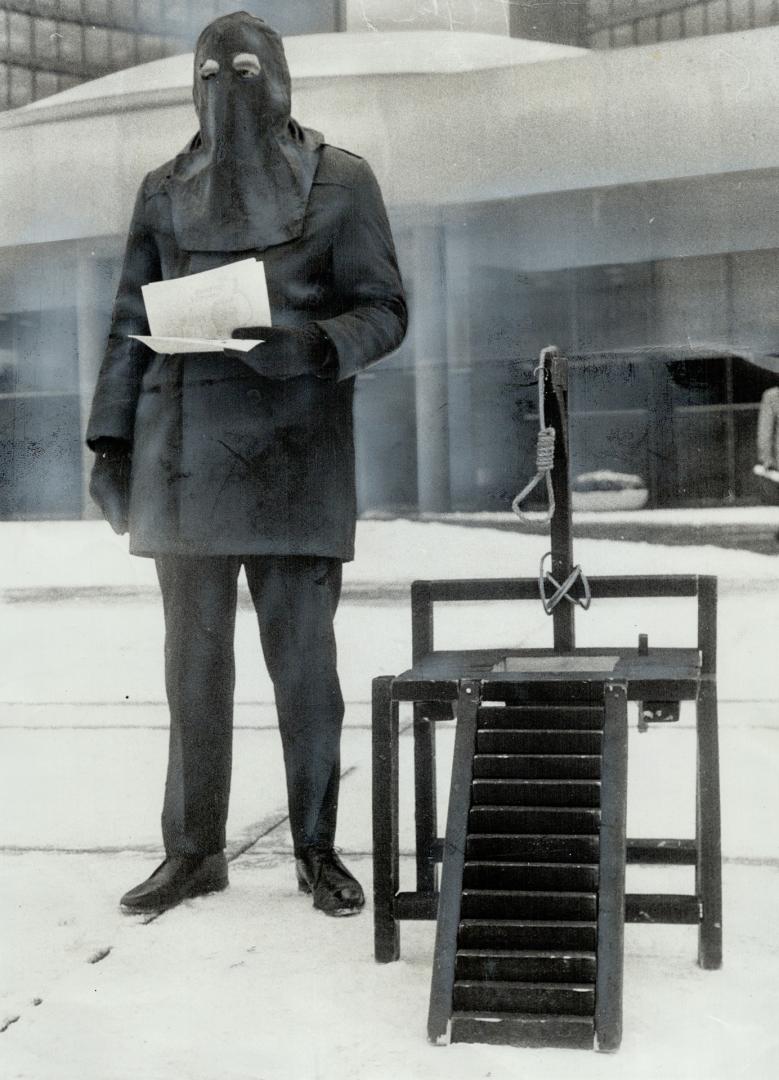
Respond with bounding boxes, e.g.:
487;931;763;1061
511;362;556;525
511;353;591;615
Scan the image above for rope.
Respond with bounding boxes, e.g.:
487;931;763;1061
510;347;592;617
511;363;556;523
538;551;592;614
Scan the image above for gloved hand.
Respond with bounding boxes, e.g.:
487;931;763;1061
89;438;131;535
227;324;335;380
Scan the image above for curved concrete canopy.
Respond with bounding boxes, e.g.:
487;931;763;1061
16;30;585;112
0;28;777;248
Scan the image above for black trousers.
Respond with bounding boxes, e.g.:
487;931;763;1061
154;554;344;857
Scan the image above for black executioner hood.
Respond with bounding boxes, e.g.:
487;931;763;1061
168;11;322;252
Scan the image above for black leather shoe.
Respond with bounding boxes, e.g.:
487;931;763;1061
295;847;365;917
120;853;228;913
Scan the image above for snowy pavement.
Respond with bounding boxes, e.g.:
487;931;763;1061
1;516;778;1079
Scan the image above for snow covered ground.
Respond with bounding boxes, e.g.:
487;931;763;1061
1;514;778;1079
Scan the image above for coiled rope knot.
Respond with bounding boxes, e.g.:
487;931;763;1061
535;427;556;471
511;362;556;524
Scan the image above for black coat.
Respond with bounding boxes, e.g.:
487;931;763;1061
86;145;407;559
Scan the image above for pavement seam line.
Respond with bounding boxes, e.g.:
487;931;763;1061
2;761;367;1029
140;764;361;924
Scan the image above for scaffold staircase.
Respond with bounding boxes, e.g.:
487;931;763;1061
434;698;609;1049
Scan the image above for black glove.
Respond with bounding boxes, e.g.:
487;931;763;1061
89;438;131;536
227;324;336;380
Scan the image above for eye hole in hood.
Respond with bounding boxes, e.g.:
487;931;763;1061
232;52;262;78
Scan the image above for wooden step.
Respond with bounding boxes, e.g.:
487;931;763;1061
450;1011;594;1049
473;753;601;780
462;861;599;892
465;834;600;864
472;779;601;808
461;889;597;921
458;919;598;951
455;949;597;984
469;806;601;835
476;729;602;755
453;980;595;1015
478;705;604;730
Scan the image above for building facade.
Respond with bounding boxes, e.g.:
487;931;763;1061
585;0;779;49
0;3;777;520
0;0;345;112
5;2;779;114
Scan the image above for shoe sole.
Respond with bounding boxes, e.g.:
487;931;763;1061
120;875;229;915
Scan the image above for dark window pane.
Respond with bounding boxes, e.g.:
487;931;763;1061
611;22;636;47
164;1;190;31
728;2;752;32
707;0;729;34
109;29;136;66
110;0;138;29
9;65;34;108
753;0;776;27
85;26;110;67
0;394;83;518
0;307;79;395
58;22;83;64
589;0;610;19
138;0;162;27
84;0;111;21
9;12;32;56
33;18;58;61
635;18;656;45
137;33;165;62
156;37;184;58
659;12;682;40
683;4;706;36
33;69;59;99
673;408;729;504
58;0;84;19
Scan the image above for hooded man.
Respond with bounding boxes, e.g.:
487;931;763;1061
87;12;407;916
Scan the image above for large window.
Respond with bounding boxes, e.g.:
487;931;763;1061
0;304;82;519
0;240;120;520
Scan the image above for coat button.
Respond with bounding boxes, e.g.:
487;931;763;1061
247;389;262;402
